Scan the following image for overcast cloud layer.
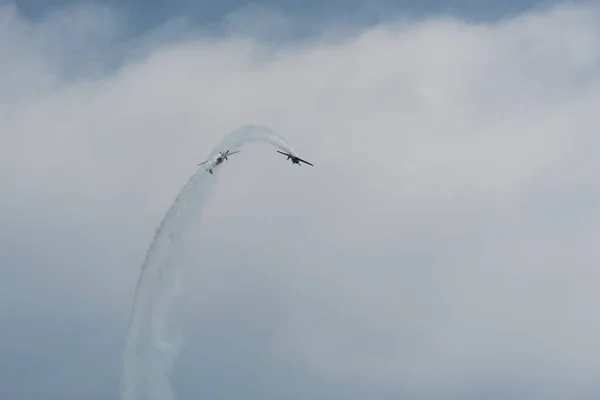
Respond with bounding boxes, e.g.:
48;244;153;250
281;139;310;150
7;0;567;37
1;1;599;399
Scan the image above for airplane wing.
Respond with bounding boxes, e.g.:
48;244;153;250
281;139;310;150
276;150;314;166
297;157;314;166
198;160;209;166
228;150;240;156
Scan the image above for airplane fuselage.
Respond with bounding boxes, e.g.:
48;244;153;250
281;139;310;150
204;150;240;174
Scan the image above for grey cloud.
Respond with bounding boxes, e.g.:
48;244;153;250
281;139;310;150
9;0;568;38
1;1;599;399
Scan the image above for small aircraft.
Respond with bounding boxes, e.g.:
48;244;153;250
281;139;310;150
198;149;240;174
276;150;314;166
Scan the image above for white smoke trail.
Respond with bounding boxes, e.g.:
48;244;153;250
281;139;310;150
120;125;298;400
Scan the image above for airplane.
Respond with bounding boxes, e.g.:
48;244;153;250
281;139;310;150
198;149;240;174
276;150;314;166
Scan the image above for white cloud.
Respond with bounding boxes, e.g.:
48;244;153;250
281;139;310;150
1;1;599;397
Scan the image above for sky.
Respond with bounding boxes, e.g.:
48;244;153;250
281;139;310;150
5;0;566;36
1;0;599;399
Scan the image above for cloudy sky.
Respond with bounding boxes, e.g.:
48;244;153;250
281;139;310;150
1;0;599;398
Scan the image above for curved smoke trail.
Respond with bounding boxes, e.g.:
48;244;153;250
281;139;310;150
120;125;298;400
